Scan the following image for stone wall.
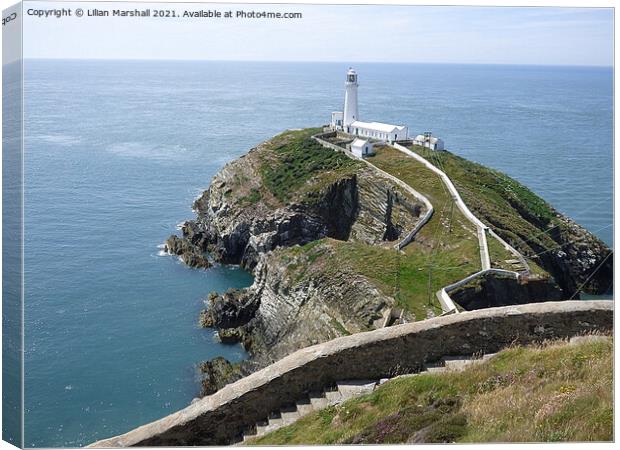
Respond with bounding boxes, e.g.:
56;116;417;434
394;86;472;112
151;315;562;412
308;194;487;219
89;301;613;447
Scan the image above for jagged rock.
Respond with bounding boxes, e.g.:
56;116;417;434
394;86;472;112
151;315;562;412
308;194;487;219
217;328;243;344
198;309;214;328
198;357;242;397
200;289;259;330
164;235;211;269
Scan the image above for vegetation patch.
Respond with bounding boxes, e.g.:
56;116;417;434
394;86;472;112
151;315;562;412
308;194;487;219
238;188;262;206
407;145;556;271
259;129;362;203
248;336;612;444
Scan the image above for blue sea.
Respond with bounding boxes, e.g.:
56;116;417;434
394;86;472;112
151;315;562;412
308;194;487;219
12;60;613;447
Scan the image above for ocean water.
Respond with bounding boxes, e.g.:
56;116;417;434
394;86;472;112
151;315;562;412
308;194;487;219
16;60;612;447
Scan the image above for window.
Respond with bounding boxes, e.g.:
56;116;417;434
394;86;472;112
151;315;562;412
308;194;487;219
348;74;356;82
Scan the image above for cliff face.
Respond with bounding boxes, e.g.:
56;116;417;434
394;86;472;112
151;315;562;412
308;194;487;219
531;216;612;296
170;130;427;389
204;241;395;367
450;273;564;311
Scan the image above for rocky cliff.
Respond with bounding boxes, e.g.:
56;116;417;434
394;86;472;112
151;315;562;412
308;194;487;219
449;272;564;311
165;129;612;396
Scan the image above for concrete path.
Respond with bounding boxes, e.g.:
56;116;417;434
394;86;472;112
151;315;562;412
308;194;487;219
391;142;492;270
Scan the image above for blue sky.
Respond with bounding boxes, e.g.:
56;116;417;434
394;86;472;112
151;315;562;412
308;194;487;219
22;2;613;66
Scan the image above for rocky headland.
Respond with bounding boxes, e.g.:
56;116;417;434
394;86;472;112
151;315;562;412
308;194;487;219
165;128;612;397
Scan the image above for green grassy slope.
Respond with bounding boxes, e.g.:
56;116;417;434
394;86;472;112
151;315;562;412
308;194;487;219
259;128;363;203
407;144;560;263
247;336;613;444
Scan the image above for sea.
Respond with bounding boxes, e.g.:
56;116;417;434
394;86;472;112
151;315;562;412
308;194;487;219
6;60;614;447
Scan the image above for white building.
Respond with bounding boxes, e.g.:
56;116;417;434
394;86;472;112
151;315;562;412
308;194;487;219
349;121;408;143
330;68;408;143
413;132;445;151
330;111;343;129
350;138;374;158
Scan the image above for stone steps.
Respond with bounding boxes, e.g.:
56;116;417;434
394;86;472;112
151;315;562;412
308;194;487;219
239;353;496;444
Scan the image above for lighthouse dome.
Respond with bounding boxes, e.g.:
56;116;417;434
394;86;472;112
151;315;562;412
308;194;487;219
346;68;358;83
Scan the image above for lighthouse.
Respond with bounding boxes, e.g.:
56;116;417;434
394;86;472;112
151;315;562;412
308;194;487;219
343;68;359;129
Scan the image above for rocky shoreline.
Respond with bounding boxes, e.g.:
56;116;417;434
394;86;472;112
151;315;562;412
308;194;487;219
165;129;613;398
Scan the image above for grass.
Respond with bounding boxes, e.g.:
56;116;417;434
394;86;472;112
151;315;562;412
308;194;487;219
279;237;479;320
371;145;480;254
330;240;473;319
365;145;489;314
378;144;550;276
408;145;560;260
259;129;363;203
487;235;520;271
247;335;613;444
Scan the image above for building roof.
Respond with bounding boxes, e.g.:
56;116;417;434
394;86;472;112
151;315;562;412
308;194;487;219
351;138;371;147
351;121;407;133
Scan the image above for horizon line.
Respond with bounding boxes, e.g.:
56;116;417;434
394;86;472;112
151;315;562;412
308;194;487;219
20;57;613;68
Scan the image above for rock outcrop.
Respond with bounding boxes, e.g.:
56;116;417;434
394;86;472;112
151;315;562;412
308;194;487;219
450;272;564;311
187;146;423;271
534;215;612;296
198;357;243;397
163;235;211;269
165;130;428;393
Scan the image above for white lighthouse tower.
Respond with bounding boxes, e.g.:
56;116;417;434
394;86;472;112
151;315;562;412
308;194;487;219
343;68;359;130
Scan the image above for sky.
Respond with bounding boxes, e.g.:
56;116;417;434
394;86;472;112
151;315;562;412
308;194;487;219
18;2;614;66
